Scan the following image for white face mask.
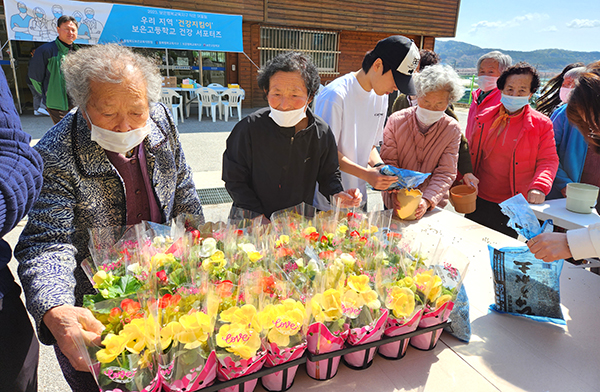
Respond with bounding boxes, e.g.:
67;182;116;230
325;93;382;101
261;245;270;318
269;103;308;128
478;75;499;92
416;106;445;126
87;112;152;154
559;87;574;103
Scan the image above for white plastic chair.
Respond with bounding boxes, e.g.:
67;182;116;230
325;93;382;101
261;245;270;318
198;87;220;122
207;83;223;89
160;89;184;125
185;88;200;118
220;88;244;122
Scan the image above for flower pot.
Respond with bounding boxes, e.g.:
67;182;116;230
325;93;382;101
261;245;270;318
342;347;377;370
261;365;300;391
216;351;267;392
566;183;599;214
342;309;388;369
306;356;342;380
378;310;423;360
410;302;454;351
160;350;217;392
395;189;422;220
449;185;477;214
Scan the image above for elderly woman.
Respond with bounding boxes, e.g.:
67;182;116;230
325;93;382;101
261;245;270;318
16;44;203;391
529;61;600;261
465;51;513;141
466;62;558;238
381;64;465;220
535;62;584;117
222;51;361;219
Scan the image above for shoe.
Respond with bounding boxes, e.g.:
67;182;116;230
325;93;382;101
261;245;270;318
37;107;49;116
34;110;41;116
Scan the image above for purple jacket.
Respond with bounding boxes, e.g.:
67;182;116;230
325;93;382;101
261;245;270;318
0;68;43;296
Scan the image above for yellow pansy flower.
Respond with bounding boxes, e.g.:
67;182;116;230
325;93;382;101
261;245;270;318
361;289;381;310
219;304;261;331
414;270;443;303
347;274;371;294
303;226;317;236
386;286;415;319
160;320;183;350
202;250;227;271
176;311;212;349
435;294;453;309
92;270;109;288
336;225;349;235
275;235;289;247
121;317;157;355
311;289;343;323
97;333;128;363
216;323;261;360
152;253;176;269
260;299;304;347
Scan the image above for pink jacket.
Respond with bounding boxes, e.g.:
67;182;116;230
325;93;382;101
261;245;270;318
380;106;461;210
469;103;559;198
465;88;502;141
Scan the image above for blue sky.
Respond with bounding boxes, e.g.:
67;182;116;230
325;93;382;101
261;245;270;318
438;0;600;52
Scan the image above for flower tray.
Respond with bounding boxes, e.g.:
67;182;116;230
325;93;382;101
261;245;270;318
195;320;450;392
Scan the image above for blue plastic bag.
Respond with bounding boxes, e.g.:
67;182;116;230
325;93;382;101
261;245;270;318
444;284;471;342
490;194;565;325
377;165;430;191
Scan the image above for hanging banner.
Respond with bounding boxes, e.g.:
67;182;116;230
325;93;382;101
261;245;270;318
3;0;243;52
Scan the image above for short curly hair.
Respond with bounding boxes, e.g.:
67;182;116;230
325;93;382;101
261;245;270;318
497;62;541;93
257;52;321;99
414;64;465;103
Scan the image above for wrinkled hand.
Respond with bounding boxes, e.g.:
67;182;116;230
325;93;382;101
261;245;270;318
366;167;398;191
462;173;480;191
527;189;546;204
527;232;572;262
43;305;104;372
414;198;431;220
333;188;363;208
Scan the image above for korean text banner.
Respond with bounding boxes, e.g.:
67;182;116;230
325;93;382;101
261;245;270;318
3;0;243;52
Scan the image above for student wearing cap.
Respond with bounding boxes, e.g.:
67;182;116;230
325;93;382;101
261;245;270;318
313;35;420;211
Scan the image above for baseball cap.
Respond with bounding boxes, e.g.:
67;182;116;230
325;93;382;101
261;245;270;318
372;35;420;95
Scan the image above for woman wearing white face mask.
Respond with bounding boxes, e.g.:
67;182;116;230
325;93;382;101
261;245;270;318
465;51;513;142
380;64;465;220
535;62;584;117
222;52;362;220
466;62;559;238
15;44;203;391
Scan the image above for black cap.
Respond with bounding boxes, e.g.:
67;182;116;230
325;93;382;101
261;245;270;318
372;35;420;95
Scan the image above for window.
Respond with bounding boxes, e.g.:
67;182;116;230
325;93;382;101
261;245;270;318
259;26;340;76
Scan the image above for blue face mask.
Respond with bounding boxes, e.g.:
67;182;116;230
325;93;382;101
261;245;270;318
501;94;530;113
19;7;27;13
54;12;62;19
35;13;43;18
86;14;93;19
74;17;81;22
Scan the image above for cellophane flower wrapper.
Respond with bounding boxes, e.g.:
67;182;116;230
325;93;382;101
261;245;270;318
211;270;267;392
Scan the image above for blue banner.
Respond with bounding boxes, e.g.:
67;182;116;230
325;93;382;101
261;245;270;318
3;0;243;52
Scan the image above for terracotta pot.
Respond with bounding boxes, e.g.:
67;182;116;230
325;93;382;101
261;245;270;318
449;185;477;214
395;189;422;220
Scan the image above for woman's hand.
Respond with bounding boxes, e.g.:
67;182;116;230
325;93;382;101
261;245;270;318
527;232;572;262
333;188;363;208
414;198;431;220
365;167;397;191
462;173;480;191
527;189;546;204
43;305;105;372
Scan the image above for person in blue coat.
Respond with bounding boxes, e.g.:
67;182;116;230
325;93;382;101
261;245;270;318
0;67;44;391
10;2;33;40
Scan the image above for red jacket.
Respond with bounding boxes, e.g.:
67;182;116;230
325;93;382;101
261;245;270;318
465;88;502;141
469;103;558;199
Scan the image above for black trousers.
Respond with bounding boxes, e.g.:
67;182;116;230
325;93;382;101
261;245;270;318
0;278;39;392
465;197;518;239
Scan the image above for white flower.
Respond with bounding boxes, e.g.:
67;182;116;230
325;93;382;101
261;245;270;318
295;258;304;268
198;238;218;257
127;263;143;275
238;243;257;254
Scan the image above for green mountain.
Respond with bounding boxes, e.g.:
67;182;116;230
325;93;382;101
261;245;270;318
434;40;600;73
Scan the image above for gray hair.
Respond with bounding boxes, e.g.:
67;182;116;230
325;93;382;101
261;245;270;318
61;44;162;110
413;64;465;103
257;52;321;99
477;51;512;73
565;66;585;80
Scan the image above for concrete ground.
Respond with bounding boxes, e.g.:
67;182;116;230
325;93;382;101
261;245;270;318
8;104;469;391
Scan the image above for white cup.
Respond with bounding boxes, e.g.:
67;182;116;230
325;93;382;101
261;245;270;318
566;183;599;214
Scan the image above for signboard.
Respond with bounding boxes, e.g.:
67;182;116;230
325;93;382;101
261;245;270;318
3;0;243;52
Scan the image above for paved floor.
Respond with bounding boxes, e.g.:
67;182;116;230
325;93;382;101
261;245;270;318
9;104;469;390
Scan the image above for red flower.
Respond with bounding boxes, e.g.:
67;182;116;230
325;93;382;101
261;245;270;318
359;236;368;242
156;269;168;282
320;235;328;243
159;293;181;309
387;232;402;239
216;280;235;298
308;231;319;241
261;275;276;294
347;212;358;219
109;307;122;321
234;229;244;237
191;230;201;244
277;247;294;258
121;299;141;315
319;250;334;260
350;230;360;238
